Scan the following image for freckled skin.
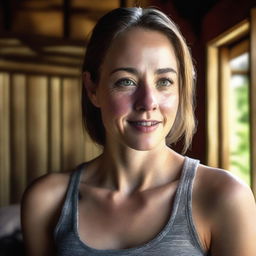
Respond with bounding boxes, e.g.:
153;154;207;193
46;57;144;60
94;28;179;151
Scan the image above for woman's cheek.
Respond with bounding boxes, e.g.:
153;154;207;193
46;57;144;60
102;95;132;117
161;93;179;113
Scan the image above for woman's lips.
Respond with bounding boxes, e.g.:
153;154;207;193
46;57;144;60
128;120;161;133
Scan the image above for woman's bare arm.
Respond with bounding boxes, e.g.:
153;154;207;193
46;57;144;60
209;172;256;256
21;173;69;256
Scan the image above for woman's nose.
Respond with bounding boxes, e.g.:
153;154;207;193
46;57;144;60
134;85;158;112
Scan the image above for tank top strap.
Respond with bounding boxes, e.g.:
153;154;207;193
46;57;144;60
172;156;203;252
172;157;199;207
181;156;200;193
54;163;85;242
169;157;198;219
180;157;200;218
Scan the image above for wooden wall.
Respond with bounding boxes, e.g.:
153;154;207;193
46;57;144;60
0;0;151;208
0;71;102;207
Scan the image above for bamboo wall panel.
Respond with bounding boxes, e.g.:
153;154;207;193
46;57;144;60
49;77;61;173
27;75;49;183
62;78;85;171
84;131;103;162
0;72;102;207
10;74;27;203
0;73;11;206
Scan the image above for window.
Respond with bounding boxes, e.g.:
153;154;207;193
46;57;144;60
206;8;256;195
229;50;250;185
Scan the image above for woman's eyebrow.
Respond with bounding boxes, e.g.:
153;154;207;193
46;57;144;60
110;67;139;75
155;68;177;74
110;67;177;75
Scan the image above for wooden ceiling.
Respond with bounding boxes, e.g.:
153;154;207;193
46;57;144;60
0;0;149;73
5;0;122;39
0;0;221;71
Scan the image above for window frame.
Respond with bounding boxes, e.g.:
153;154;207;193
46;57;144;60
206;8;256;195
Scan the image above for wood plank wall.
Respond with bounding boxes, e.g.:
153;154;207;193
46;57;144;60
0;72;102;207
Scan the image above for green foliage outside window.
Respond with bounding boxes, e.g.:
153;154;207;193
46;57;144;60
230;75;250;185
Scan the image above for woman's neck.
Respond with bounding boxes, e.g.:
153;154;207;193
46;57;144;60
92;142;184;197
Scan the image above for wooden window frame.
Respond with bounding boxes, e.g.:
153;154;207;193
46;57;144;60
206;8;256;196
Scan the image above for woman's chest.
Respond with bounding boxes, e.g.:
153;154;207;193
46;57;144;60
77;184;178;250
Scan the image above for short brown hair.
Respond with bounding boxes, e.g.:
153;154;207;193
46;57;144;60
81;7;196;153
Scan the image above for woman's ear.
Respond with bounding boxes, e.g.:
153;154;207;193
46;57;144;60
83;71;100;107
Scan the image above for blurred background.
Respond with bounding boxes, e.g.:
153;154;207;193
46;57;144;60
0;1;256;250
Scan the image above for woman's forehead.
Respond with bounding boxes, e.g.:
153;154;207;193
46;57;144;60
101;27;178;72
111;27;174;50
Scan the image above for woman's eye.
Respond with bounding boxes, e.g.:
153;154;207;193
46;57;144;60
157;78;173;87
114;79;136;87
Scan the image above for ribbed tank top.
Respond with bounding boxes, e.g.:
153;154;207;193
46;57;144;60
54;157;207;256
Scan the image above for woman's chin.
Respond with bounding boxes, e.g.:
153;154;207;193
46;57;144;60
122;138;165;152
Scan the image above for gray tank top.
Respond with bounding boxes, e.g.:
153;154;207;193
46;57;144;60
54;157;208;256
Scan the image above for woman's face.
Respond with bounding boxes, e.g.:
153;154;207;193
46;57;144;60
92;27;179;151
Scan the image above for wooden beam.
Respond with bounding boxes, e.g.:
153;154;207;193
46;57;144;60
2;0;12;30
120;0;127;7
206;46;219;167
229;39;249;59
209;20;249;47
63;0;71;38
0;60;80;76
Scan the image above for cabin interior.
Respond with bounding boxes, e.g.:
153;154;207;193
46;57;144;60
0;0;255;254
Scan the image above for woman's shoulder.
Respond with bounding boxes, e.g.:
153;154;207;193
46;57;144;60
20;167;84;256
194;163;256;220
22;171;71;207
21;165;84;222
192;163;256;253
196;164;253;199
20;171;72;254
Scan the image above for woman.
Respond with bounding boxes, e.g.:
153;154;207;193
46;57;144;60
21;7;256;256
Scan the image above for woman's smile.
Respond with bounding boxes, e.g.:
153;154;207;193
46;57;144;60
127;120;162;133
